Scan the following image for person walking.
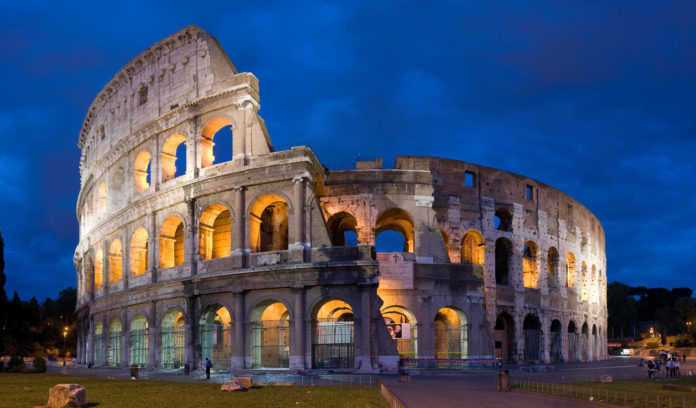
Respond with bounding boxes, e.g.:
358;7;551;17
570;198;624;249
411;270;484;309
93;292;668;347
676;358;681;377
205;357;212;380
666;358;673;378
648;359;656;380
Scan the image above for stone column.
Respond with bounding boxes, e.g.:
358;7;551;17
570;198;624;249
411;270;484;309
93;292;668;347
122;310;129;367
185;297;196;370
542;316;551;363
231;186;246;258
153;131;160;191
231;292;244;370
88;317;94;366
561;317;569;363
187;199;198;276
148;302;158;369
354;288;371;371
149;213;158;283
187;119;198;179
101;317;108;366
290;288;305;369
123;232;130;290
290;174;307;250
102;241;110;296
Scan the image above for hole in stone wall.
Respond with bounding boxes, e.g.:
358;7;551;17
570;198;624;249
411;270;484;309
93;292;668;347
465;171;475;188
494;208;512;231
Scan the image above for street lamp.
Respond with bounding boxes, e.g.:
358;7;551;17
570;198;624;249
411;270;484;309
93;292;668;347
63;326;69;367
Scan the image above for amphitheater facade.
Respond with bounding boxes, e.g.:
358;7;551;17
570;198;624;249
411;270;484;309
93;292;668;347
73;26;607;373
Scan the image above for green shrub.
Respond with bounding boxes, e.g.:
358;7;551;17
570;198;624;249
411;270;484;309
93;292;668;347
646;341;660;349
8;356;25;372
32;357;46;373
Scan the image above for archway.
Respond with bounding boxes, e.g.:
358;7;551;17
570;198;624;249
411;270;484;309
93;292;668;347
522;241;539;289
434;307;468;359
133;150;151;192
161;133;187;181
381;305;418;358
94;321;103;365
567;321;578;362
200;306;231;371
495;238;512;285
494;312;514;362
249;195;288;252
375;208;414;252
581;322;589;361
130;228;149;276
107;318;122;367
547;247;559;288
199;204;231;260
160;216;185;268
201;118;234;168
523;314;541;362
130;314;149;367
327;211;358;246
108;239;122;284
312;299;354;369
494;208;512;231
94;248;104;290
97;182;106;217
566;252;576;288
161;308;185;369
250;301;290;368
592;324;598;361
581;262;588;302
461;230;484;265
550;320;562;362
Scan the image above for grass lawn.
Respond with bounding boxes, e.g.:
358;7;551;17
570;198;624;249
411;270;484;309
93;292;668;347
516;376;696;408
0;373;388;408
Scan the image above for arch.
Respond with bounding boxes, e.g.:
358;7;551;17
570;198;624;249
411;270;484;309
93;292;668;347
547;247;559;288
162;133;187;181
97;182;107;217
461;230;484;265
495;312;515;362
550;319;562;362
523;314;541;361
249;194;289;252
201;117;234;168
312;298;355;369
94;321;104;365
108;239;123;284
494;208;512;231
94;248;104;290
375;208;415;253
566;252;576;288
129;314;149;367
381;305;418;358
108;317;122;366
199;204;231;260
591;265;597;303
495;238;512;285
250;301;290;368
592;324;598;361
434;307;468;359
160;216;185;268
581;322;589;361
581;261;588;301
200;305;232;371
567;320;578;362
522;241;539;289
130;228;149;276
161;308;185;369
133;150;152;193
327;211;358;246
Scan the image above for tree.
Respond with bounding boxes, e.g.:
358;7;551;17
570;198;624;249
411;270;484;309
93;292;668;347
607;282;638;338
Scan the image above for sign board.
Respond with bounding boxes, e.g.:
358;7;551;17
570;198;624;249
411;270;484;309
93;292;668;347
384;318;411;340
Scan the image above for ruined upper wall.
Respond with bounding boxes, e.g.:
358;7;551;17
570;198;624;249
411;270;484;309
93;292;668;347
78;25;238;180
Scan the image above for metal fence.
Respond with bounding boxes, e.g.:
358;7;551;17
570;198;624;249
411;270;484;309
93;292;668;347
251;321;289;369
161;326;185;369
201;324;231;370
130;329;148;367
108;332;122;366
401;358;496;370
94;334;103;365
313;320;354;369
524;329;540;361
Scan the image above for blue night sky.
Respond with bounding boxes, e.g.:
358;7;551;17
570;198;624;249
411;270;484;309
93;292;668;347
1;1;695;300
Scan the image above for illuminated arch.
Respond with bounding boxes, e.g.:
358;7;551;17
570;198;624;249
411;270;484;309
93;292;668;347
375;208;415;253
581;261;588;302
522;241;539;289
434;307;468;359
381;305;418;358
129;314;149;367
94;248;104;290
108;239;123;284
130;228;149;276
97;182;107;217
160;216;185;268
200;305;232;370
566;252;576;288
326;211;358;246
161;308;185;369
312;298;355;369
461;230;484;265
201;117;234;168
249;194;289;252
250;301;290;368
133;150;151;193
547;247;559;288
199;204;231;260
162;133;187;181
108;317;122;366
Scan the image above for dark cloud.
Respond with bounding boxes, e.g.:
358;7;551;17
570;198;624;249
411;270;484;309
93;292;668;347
0;1;694;299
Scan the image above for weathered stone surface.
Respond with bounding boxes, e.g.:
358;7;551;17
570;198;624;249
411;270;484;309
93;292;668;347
233;377;253;388
220;380;245;392
47;384;87;408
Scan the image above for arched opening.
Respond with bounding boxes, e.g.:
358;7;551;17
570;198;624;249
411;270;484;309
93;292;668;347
381;305;418;358
547;247;559;288
162;134;187;181
581;322;589;361
94;321;103;365
312;299;354;369
495;238;512;285
494;208;512;231
161;308;185;369
592;324;598;361
130;228;149;276
375;208;415;253
107;318;122;367
566;252;576;288
160;216;185;268
94;248;104;290
522;241;539;289
327;211;359;246
201;118;234;168
249;195;288;252
581;262;588;302
523;314;541;361
434;307;468;359
250;301;290;368
133;150;151;193
97;182;107;217
200;306;231;371
130;314;149;367
494;312;515;362
84;257;94;297
108;239;122;284
199;204;231;260
591;265;597;303
461;230;484;265
567;321;578;362
550;320;562;362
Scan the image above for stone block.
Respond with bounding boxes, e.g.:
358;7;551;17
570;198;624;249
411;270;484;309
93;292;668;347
220;380;246;392
47;384;87;408
233;377;253;388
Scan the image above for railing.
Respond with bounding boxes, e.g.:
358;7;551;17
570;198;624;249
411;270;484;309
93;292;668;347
512;378;694;408
401;358;496;370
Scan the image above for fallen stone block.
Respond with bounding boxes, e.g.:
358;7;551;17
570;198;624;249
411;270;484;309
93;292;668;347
233;377;253;388
221;380;246;392
47;384;87;408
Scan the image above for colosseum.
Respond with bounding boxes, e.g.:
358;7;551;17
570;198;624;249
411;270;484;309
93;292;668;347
73;25;607;374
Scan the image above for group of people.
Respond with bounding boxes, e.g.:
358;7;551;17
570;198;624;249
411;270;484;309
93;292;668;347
642;351;687;380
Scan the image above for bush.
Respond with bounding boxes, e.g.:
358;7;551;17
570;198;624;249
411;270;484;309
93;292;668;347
675;338;694;348
32;356;46;373
8;356;25;372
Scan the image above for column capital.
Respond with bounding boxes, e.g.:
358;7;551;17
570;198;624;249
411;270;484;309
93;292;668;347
292;172;312;184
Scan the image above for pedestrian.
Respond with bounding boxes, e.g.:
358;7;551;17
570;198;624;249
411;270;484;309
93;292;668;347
666;358;673;378
648;359;656;379
676;358;681;377
684;353;688;363
205;357;212;380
